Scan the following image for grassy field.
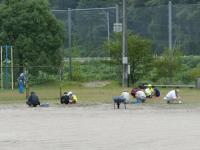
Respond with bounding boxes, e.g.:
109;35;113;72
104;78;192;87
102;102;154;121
0;81;199;107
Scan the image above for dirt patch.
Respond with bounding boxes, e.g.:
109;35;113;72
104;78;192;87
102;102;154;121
0;104;200;150
82;81;111;88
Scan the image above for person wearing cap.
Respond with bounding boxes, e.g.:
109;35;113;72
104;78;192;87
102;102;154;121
60;92;70;104
67;91;77;104
60;91;77;104
145;84;154;98
26;91;40;107
163;88;182;104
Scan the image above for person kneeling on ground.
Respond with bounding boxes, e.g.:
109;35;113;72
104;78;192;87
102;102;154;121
130;87;139;98
60;91;77;104
135;89;146;104
144;84;154;98
121;90;131;103
68;91;78;104
163;88;182;104
26;91;40;107
60;92;70;104
113;90;130;109
153;86;160;98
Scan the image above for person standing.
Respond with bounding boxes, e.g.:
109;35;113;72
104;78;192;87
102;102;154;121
19;79;24;93
18;72;27;94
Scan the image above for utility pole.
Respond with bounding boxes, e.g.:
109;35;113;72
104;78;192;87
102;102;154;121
115;4;119;23
122;0;128;87
168;1;172;84
68;8;72;80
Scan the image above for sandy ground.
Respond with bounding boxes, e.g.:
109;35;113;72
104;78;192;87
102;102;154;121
0;104;200;150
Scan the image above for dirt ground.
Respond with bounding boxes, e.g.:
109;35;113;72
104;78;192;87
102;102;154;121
0;104;200;150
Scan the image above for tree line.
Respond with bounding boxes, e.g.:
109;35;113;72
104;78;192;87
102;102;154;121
0;0;200;85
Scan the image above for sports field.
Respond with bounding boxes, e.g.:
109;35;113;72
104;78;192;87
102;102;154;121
0;83;200;150
0;104;200;150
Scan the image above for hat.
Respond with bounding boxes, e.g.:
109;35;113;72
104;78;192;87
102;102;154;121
148;84;152;87
67;91;73;95
31;91;35;95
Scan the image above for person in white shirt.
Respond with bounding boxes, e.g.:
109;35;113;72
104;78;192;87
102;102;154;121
120;91;131;103
163;88;182;104
113;90;130;109
135;89;146;103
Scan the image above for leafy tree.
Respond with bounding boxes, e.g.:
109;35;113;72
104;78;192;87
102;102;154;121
106;33;154;83
154;48;182;84
0;0;65;74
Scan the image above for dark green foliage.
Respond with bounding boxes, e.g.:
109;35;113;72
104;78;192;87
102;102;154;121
69;60;117;81
0;0;65;75
154;48;182;83
106;33;154;84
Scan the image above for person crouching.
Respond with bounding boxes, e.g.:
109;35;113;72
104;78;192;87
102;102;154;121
60;92;70;104
67;91;77;104
163;88;182;104
26;91;40;107
60;91;77;104
135;89;146;103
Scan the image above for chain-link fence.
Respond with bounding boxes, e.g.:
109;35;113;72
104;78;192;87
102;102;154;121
3;3;199;90
53;4;200;57
128;3;200;55
53;6;120;82
51;3;200;85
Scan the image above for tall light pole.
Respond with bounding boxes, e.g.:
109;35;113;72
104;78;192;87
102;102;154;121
122;0;128;87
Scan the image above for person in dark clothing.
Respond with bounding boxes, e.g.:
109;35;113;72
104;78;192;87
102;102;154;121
26;91;40;107
154;87;160;97
60;92;70;104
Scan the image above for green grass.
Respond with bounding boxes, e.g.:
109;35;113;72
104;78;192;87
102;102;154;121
0;81;199;107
